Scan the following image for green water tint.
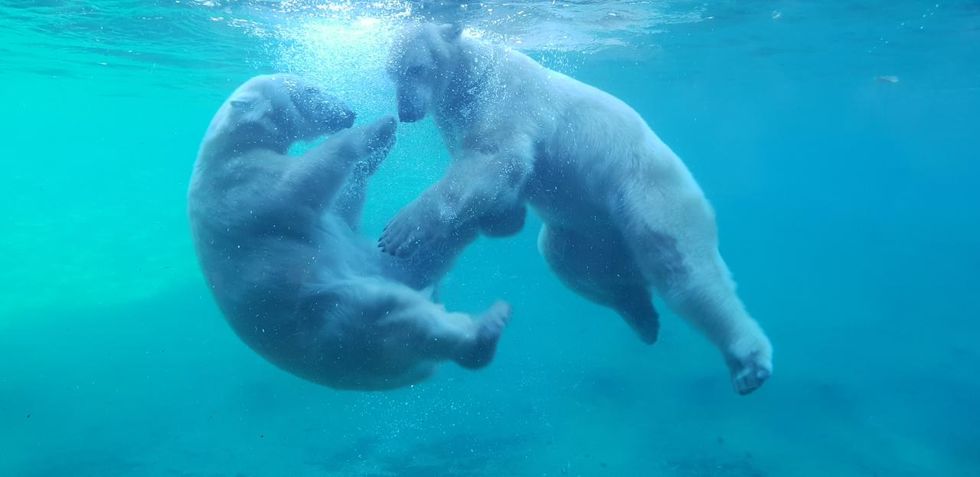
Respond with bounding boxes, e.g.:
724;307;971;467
2;1;979;475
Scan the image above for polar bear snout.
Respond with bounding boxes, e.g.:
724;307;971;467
290;86;356;134
397;85;430;123
307;98;355;133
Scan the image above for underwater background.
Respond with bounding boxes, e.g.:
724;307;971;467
2;1;978;475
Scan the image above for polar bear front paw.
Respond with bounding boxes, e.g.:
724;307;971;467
379;200;449;258
725;339;773;395
379;210;426;257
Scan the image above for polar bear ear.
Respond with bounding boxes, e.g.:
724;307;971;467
439;23;463;42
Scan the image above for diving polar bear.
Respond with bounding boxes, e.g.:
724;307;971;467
380;24;773;394
188;74;511;390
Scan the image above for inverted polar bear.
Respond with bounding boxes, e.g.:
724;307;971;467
188;74;510;391
380;24;773;394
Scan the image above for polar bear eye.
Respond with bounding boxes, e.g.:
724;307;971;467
230;99;253;111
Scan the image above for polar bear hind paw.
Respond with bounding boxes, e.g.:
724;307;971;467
729;350;772;395
455;301;512;370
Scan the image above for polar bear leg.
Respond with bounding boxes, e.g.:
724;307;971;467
331;160;382;230
352;284;513;371
620;208;772;394
537;224;660;343
326;120;396;230
284;117;395;214
669;263;772;394
331;176;369;230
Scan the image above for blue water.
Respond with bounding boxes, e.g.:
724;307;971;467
2;1;979;475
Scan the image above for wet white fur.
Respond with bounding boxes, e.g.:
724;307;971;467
382;25;772;394
189;74;509;390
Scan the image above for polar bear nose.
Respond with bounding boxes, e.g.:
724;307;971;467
398;102;424;123
398;108;416;122
338;107;356;127
318;103;355;133
299;97;356;133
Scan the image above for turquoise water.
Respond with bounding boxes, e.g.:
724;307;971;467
2;1;979;475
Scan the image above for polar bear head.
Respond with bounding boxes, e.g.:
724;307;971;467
205;74;356;152
387;23;463;122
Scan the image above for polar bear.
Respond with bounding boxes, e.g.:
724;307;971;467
188;74;511;391
379;24;773;394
